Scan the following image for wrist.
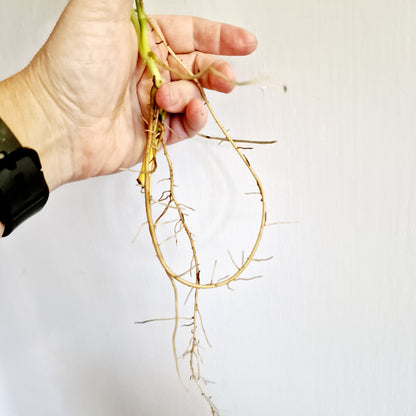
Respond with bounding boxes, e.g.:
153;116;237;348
0;61;73;191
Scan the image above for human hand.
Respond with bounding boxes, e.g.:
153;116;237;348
0;0;257;192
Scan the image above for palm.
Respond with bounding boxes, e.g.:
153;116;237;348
38;5;147;180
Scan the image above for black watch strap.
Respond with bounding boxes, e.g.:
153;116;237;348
0;117;49;237
0;118;21;153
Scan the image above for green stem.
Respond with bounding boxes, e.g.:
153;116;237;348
131;1;165;185
132;1;162;87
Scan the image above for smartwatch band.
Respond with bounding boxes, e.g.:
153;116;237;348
0;117;49;237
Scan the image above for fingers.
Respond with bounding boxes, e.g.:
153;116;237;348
167;99;208;143
154;16;257;56
149;16;257;143
167;52;236;93
156;80;201;113
155;82;208;142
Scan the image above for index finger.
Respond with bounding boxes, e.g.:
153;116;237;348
152;15;257;56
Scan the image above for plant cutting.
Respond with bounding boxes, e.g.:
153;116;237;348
131;1;273;414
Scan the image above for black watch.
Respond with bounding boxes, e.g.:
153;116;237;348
0;117;49;237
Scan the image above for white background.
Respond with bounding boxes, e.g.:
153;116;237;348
1;0;416;415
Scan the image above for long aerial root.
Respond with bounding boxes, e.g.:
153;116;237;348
198;133;276;145
132;5;273;416
141;15;268;290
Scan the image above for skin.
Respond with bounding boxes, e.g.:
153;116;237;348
0;0;257;237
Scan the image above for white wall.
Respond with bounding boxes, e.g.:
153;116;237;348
1;0;416;415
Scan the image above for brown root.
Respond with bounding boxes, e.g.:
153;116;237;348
135;13;274;416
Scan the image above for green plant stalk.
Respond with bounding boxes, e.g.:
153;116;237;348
131;1;164;186
132;0;162;87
